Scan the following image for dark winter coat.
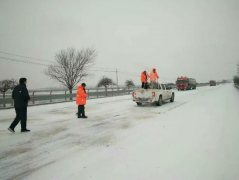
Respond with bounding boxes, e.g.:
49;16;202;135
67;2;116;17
12;84;31;108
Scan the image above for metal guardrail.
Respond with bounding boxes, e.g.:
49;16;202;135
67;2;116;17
0;87;137;109
0;83;213;109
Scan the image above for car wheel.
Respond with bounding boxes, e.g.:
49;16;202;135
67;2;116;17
158;96;163;106
137;102;142;106
170;93;175;102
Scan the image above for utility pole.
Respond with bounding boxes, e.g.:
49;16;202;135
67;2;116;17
116;69;119;88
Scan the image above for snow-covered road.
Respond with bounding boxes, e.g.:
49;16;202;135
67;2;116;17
0;84;239;180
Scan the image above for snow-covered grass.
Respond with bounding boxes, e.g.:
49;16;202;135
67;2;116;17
0;84;239;180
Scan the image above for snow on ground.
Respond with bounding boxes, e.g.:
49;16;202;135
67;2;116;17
0;84;239;180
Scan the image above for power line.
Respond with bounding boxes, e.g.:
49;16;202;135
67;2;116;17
0;56;176;80
91;69;115;72
118;70;138;75
0;57;116;73
0;56;50;66
0;51;133;72
0;52;136;73
94;67;117;70
0;51;54;63
118;71;138;77
0;52;118;72
0;51;139;75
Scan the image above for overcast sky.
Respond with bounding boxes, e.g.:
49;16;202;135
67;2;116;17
0;0;238;89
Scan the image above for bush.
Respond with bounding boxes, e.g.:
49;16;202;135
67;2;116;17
233;76;239;84
125;80;135;88
97;77;115;89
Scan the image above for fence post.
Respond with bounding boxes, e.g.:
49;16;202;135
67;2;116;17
50;91;52;103
2;92;5;107
112;88;113;97
10;91;14;107
97;89;98;98
32;92;35;105
88;89;90;99
65;91;67;101
105;88;107;97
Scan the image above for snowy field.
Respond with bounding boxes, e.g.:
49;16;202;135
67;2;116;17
0;84;239;180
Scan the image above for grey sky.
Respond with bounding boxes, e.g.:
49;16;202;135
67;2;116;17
0;0;238;89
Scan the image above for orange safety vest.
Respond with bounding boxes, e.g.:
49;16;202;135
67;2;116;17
76;85;88;105
150;68;159;82
141;72;150;83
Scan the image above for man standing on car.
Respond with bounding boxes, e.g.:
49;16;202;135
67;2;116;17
8;78;31;133
141;71;150;88
150;68;159;82
76;83;88;118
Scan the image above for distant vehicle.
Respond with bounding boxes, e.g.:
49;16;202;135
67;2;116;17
132;83;175;106
176;77;196;90
210;80;216;86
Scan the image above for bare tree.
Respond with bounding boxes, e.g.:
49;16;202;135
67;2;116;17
0;79;18;98
97;77;115;89
125;80;135;88
45;48;97;94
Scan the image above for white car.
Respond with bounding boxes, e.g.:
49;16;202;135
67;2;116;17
132;83;175;106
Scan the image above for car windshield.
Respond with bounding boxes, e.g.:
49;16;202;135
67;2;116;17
177;80;187;84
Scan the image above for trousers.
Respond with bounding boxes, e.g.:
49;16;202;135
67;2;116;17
141;82;145;88
78;105;85;117
141;82;149;89
10;107;27;130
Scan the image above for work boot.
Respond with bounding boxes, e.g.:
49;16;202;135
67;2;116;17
82;111;87;118
21;129;30;132
8;127;15;133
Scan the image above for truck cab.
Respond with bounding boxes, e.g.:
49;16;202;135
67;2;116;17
210;80;216;86
176;77;196;90
132;82;175;106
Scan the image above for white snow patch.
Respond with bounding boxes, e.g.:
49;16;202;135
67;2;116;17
1;85;239;180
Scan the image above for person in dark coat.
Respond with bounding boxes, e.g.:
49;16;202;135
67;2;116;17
8;78;31;133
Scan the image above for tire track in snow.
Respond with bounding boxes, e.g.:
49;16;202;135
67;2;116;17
168;102;188;111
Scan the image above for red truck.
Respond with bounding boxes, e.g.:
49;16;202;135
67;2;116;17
210;80;216;86
176;77;197;90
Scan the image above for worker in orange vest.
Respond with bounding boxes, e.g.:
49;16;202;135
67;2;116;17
76;83;88;118
150;68;159;82
141;71;150;88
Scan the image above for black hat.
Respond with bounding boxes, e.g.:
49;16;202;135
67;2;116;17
143;71;146;73
81;83;86;86
19;78;27;84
